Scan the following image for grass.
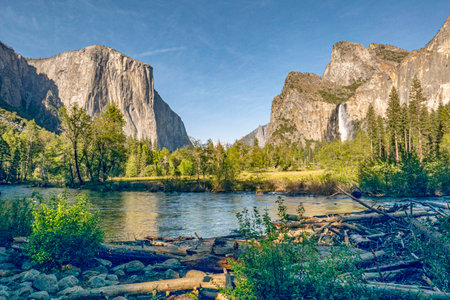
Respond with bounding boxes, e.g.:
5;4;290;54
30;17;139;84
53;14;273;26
109;169;355;195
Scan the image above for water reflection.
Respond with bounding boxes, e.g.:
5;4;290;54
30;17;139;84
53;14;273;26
1;186;367;241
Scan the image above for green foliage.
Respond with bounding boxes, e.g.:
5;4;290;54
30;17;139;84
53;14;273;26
228;204;364;299
28;194;104;269
0;199;34;246
408;215;449;292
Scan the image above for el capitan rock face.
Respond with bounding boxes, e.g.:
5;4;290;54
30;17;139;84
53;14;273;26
264;15;450;145
0;42;61;130
0;43;190;151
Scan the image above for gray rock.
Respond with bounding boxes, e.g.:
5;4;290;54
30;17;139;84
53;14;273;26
91;265;108;274
0;269;14;277
57;286;88;298
28;290;50;300
58;275;79;290
32;274;58;293
14;285;34;297
112;260;145;273
112;297;127;300
0;263;15;270
160;258;181;270
87;274;107;288
22;269;40;282
106;274;118;282
21;260;33;271
0;255;10;264
95;258;112;268
81;270;99;281
0;286;9;298
18;281;33;288
114;269;125;277
87;274;118;288
164;269;180;280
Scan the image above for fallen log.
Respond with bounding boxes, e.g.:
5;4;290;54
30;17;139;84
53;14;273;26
145;235;194;242
363;281;450;300
362;268;406;280
276;210;435;228
98;243;188;263
181;254;231;272
407;218;450;256
87;273;227;298
363;259;421;273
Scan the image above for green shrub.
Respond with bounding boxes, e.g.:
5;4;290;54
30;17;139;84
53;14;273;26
0;198;34;246
27;194;103;269
227;203;365;299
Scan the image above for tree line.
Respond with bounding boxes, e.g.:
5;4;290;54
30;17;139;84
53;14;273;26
1;77;449;195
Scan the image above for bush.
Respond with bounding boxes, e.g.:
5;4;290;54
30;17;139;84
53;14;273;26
0;198;34;246
226;202;364;299
27;194;103;269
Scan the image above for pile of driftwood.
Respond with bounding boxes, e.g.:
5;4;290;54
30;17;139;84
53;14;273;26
272;187;450;299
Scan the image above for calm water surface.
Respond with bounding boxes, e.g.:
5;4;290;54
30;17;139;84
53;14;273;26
1;185;371;241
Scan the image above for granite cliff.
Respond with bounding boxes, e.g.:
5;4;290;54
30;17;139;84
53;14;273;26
0;43;190;151
264;15;449;145
239;124;267;147
0;42;61;130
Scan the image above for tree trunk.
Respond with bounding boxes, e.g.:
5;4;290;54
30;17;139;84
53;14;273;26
73;141;83;185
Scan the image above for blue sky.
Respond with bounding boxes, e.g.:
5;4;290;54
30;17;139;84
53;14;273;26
0;1;449;143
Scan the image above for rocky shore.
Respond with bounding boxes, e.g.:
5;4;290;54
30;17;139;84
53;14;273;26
0;245;225;299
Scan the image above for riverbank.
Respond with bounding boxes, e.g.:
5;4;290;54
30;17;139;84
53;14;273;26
106;169;356;195
1;196;448;299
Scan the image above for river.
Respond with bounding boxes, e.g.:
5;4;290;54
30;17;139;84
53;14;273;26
1;185;373;241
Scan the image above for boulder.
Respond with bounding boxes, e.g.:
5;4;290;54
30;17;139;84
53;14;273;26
28;290;50;300
22;269;41;282
164;269;180;280
57;286;88;298
32;273;58;293
94;258;112;268
112;260;145;273
14;285;34;297
21;260;33;271
58;275;79;290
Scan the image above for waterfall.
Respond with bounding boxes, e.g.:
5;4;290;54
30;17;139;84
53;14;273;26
338;104;352;141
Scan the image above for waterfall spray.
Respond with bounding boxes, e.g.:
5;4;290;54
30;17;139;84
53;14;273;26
338;104;352;141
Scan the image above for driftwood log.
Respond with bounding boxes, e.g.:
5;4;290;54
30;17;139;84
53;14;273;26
86;273;227;298
363;281;450;299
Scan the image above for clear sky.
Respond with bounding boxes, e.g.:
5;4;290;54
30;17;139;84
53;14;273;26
0;1;449;143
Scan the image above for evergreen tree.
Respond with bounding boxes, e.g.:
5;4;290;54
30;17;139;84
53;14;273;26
386;87;402;162
366;104;377;158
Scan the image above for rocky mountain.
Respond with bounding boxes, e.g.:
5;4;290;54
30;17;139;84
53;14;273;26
265;15;450;145
239;124;267;147
0;43;190;151
0;42;61;130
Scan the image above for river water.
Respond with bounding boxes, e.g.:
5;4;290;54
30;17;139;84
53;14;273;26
0;185;370;241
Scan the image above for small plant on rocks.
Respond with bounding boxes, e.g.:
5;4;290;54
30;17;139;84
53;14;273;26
27;193;104;270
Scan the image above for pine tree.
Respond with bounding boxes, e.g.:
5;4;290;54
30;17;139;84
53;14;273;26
366;104;377;158
386;87;402;162
408;77;426;160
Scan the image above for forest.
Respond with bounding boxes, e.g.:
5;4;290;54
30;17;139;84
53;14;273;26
0;78;449;196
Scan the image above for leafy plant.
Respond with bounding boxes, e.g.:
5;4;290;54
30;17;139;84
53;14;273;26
0;198;34;246
229;203;365;299
27;193;104;269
